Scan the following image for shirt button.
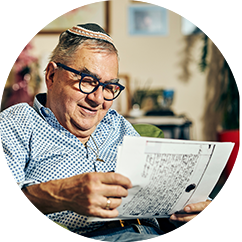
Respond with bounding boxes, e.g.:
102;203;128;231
41;108;50;117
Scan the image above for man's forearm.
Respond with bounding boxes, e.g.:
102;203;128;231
22;180;67;214
21;172;132;218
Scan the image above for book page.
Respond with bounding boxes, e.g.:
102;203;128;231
89;136;234;221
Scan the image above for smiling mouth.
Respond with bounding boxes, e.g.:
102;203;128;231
78;105;98;114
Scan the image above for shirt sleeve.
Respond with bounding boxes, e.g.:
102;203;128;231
0;104;35;188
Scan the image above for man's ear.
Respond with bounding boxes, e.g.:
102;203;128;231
45;62;58;90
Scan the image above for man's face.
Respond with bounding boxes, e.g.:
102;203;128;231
45;46;118;141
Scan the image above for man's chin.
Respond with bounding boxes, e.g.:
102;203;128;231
71;119;98;133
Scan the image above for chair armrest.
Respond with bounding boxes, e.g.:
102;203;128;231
0;216;71;242
132;123;164;138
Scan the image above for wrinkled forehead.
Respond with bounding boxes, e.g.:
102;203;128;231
72;47;119;78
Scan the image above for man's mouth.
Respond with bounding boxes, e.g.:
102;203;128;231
78;105;98;114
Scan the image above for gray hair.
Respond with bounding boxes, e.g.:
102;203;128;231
49;31;118;65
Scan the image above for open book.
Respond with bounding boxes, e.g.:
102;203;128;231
89;136;234;221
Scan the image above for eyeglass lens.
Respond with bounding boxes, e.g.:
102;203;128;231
80;75;121;100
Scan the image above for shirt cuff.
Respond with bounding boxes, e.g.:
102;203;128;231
18;180;40;189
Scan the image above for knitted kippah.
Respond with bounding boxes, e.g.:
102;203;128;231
67;23;114;47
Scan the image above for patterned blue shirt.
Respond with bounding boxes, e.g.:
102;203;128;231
0;94;161;234
0;93;160;234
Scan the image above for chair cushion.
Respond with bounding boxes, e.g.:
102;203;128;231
0;216;71;242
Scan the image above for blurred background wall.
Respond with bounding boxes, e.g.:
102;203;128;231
1;0;239;150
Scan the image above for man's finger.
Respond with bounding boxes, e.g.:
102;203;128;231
102;197;122;210
85;172;132;189
101;184;130;198
102;172;133;188
184;200;211;213
170;214;214;226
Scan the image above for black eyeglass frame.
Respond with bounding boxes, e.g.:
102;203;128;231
56;63;125;101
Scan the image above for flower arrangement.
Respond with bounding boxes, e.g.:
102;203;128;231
6;29;40;107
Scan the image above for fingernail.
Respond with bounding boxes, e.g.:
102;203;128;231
185;206;191;212
170;214;177;220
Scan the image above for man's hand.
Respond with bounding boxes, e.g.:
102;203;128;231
22;172;132;218
170;201;220;232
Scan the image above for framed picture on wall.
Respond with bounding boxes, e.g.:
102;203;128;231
182;0;214;35
38;1;110;34
128;5;168;36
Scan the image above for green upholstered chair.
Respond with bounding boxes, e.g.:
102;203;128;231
0;124;239;242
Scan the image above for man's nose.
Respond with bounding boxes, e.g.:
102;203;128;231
87;86;105;104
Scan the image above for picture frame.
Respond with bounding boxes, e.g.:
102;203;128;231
112;74;132;116
38;1;110;34
128;5;168;36
181;0;214;35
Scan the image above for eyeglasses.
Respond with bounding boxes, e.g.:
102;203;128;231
56;63;125;101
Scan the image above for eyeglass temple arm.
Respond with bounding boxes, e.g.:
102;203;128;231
56;63;80;75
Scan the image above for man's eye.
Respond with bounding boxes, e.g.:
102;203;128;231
82;77;98;86
105;85;113;90
105;84;120;93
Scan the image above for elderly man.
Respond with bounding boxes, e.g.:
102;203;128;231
0;23;210;241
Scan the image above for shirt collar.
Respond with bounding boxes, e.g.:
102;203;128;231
33;93;52;119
